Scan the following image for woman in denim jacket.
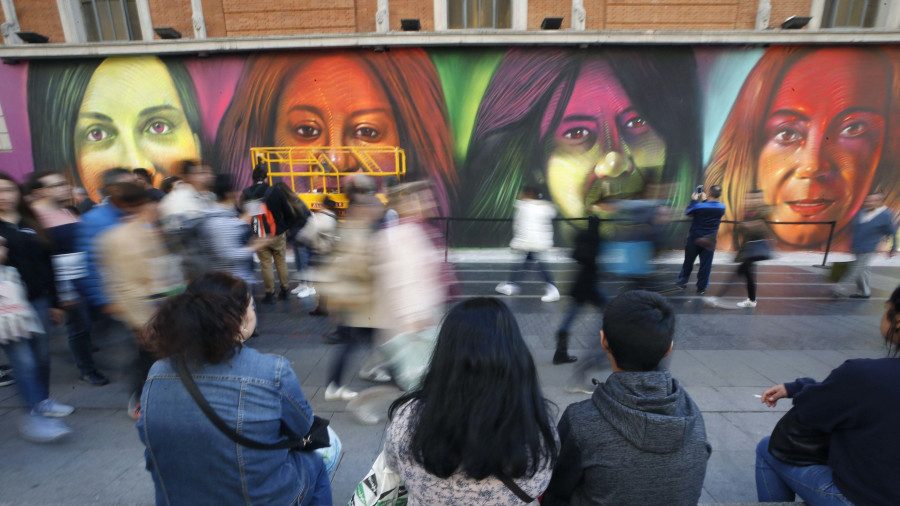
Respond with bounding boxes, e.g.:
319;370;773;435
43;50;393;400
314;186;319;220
137;273;332;505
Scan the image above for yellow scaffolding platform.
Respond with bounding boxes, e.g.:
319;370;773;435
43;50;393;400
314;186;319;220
250;146;406;211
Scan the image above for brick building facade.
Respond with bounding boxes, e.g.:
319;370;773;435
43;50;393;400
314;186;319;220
1;0;896;45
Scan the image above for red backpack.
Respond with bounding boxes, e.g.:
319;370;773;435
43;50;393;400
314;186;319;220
245;187;277;237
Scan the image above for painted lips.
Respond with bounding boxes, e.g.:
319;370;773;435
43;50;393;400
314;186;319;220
787;199;834;216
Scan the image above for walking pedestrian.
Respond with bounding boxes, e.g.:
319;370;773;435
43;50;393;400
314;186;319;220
495;186;560;302
0;172;74;442
28;171;108;385
705;190;772;308
831;192;896;299
676;185;726;295
553;215;606;364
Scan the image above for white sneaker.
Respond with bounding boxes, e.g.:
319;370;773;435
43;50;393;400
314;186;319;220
737;299;758;308
495;282;520;296
294;286;311;299
19;413;72;443
324;383;359;402
702;296;721;308
541;284;560;302
34;398;74;418
359;367;392;383
291;284;307;295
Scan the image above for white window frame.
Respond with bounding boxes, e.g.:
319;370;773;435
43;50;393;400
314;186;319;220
434;0;527;30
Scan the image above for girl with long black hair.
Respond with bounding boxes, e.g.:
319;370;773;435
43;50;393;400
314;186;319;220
385;297;559;504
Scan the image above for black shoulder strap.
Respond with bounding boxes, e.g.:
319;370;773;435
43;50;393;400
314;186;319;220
498;475;534;503
172;356;305;451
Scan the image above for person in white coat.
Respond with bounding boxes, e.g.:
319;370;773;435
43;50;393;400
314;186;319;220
496;187;560;302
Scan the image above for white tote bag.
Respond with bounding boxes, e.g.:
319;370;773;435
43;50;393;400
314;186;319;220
348;451;408;506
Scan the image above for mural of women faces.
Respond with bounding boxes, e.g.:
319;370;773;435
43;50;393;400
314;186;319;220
542;58;667;219
272;55;401;191
757;49;889;248
74;57;201;199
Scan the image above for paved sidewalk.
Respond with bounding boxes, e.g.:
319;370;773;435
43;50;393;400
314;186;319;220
0;255;896;504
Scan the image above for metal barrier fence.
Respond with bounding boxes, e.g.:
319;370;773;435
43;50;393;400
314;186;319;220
425;216;837;267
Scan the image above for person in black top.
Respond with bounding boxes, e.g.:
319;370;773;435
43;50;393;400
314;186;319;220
28;171;109;386
0;171;75;442
756;283;900;506
241;164;295;304
133;168;166;202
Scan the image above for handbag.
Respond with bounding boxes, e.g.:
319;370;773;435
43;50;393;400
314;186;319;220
173;356;330;452
767;407;830;466
0;266;44;345
348;451;408;506
693;234;716;251
736;239;772;263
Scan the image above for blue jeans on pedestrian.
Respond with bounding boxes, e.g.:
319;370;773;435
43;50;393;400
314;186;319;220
328;327;374;386
1;333;50;410
678;237;715;291
510;251;555;285
65;300;98;376
755;437;853;505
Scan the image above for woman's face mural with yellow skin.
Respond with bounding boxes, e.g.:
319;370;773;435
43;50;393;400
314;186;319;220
543;59;666;219
757;50;888;247
273;56;401;192
74;56;201;199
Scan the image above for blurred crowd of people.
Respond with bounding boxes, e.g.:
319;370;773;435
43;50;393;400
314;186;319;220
0;161;452;445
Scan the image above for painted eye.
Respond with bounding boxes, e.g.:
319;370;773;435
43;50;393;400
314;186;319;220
773;128;802;144
624;116;646;129
355;127;379;139
840;121;867;138
562;127;590;140
87;128;110;142
147;121;171;135
296;125;321;138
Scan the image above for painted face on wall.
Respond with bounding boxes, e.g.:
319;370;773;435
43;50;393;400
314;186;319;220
274;56;400;192
543;59;666;219
758;49;889;247
74;56;201;200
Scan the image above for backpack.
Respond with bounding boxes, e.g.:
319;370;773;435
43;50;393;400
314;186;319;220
280;188;311;231
245;187;277;237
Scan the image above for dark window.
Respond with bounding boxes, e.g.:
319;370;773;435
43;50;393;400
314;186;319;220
448;0;512;29
80;0;142;41
821;0;881;28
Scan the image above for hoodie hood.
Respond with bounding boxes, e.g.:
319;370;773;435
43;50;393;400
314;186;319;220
593;370;702;454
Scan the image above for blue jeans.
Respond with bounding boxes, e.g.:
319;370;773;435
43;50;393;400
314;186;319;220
294;450;333;505
1;333;50;410
328;327;374;386
755;437;853;505
0;297;52;411
65;300;98;376
509;251;555;285
678;237;715;291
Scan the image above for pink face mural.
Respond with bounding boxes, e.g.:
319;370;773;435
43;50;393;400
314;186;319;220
541;59;667;220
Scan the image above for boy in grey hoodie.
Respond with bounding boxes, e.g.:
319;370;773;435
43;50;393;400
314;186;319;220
544;290;711;506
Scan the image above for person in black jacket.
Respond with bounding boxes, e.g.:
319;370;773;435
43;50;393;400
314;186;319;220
0;172;74;442
553;216;607;365
756;284;900;506
241;164;295;304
